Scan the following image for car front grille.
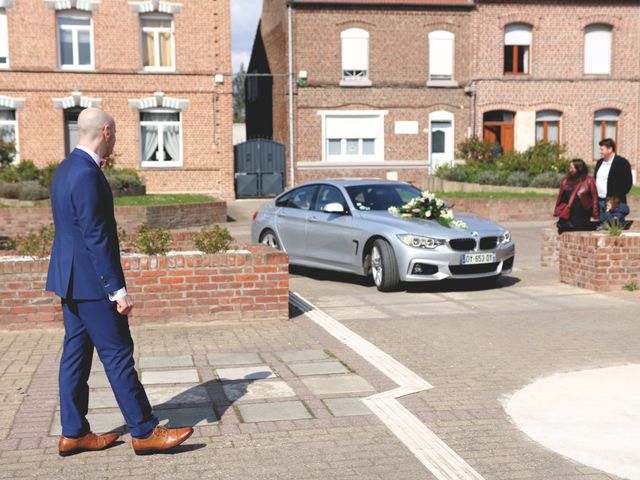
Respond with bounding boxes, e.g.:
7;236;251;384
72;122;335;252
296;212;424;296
479;237;498;250
449;238;477;251
449;262;500;275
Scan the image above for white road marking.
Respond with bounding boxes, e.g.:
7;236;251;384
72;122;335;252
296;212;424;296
290;292;486;480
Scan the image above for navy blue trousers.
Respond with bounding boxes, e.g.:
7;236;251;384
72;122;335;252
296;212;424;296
59;298;158;439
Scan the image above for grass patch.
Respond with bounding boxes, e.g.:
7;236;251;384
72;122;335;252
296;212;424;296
113;194;214;207
630;186;640;196
434;191;555;199
0;203;9;208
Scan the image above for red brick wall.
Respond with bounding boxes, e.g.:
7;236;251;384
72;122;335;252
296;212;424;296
0;0;234;199
0;245;289;330
472;1;640;176
0;200;227;237
559;232;640;291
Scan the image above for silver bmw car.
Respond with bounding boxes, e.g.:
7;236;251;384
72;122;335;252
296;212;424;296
251;179;515;291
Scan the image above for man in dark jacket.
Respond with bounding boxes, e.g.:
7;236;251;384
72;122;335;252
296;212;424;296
594;138;633;219
47;108;192;456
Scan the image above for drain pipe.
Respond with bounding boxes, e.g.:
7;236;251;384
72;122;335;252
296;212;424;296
287;3;295;187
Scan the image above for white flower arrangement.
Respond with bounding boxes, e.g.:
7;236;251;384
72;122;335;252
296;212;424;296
388;191;468;229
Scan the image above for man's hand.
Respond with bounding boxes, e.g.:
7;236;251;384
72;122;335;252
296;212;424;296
116;295;134;316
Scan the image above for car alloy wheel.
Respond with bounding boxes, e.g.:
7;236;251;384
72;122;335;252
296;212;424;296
371;245;383;287
260;230;279;249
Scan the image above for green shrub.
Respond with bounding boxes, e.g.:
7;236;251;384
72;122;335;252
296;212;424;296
17;180;49;201
0;180;20;199
0;141;16;168
0;237;16;250
117;225;128;253
193;225;233;254
14;160;40;182
505;172;531;187
496;142;569;177
456;136;494;163
105;171;143;193
602;219;625;237
132;224;172;255
16;224;54;259
475;171;503;186
530;171;563;188
38;163;59;190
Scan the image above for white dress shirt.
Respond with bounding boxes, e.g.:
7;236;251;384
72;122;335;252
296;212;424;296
595;156;614;199
75;145;127;302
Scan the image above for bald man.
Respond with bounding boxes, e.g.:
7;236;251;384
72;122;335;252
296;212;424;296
47;108;192;456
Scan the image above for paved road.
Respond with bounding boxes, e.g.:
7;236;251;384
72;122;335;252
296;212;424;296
1;215;638;479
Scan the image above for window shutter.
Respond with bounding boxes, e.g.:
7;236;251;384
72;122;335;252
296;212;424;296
584;25;611;74
341;29;368;72
429;31;454;79
0;11;8;62
504;24;532;46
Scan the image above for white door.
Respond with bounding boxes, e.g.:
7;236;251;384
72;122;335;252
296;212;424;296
430;120;453;172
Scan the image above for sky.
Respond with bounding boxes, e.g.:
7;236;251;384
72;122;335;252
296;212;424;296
231;0;264;73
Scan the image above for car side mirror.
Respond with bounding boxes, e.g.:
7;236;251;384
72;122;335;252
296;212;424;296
322;202;347;214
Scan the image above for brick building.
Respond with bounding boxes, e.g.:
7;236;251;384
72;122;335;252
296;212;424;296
248;0;640;189
0;0;235;199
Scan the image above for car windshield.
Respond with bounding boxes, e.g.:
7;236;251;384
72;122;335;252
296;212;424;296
345;184;422;211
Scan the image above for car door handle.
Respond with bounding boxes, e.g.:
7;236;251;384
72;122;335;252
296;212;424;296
308;216;319;223
277;211;287;218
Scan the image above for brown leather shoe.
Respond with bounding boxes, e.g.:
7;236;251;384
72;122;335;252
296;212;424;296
58;432;120;457
131;425;194;455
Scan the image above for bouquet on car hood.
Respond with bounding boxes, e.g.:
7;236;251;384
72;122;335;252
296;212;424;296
388;191;468;229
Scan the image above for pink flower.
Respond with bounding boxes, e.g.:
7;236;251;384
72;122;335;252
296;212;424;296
425;211;432;218
412;208;421;213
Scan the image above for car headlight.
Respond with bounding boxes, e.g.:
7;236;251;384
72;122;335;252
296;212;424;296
397;234;445;249
499;231;511;244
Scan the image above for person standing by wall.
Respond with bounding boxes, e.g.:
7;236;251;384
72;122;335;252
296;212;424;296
594;138;633;220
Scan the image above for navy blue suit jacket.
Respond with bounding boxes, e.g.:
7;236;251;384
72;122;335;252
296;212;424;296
46;148;125;300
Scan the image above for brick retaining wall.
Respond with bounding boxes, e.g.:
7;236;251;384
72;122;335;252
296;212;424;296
0;201;227;237
559;232;640;291
0;245;288;330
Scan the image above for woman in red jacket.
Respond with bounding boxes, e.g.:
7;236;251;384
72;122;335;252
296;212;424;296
555;159;599;233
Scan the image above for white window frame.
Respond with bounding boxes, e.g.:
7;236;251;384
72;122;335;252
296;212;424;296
319;110;387;163
340;28;370;86
504;23;532;75
584;24;612;75
139;108;183;167
140;14;176;72
0;108;19;163
56;11;94;71
428;30;456;87
535;110;562;143
0;9;9;69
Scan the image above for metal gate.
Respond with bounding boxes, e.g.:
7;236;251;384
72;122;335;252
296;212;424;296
234;139;286;198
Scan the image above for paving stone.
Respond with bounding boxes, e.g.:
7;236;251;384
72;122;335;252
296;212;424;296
324;398;373;417
88;389;118;409
237;401;312;423
274;350;329;362
50;412;126;436
146;384;211;407
138;355;193;369
222;380;296;402
141;369;199;385
155;406;218;427
88;371;110;389
207;352;262;366
288;361;349;376
216;365;277;381
301;375;375;395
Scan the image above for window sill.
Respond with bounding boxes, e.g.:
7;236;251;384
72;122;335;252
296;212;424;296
426;80;459;88
140;162;183;169
339;79;372;87
142;67;177;74
59;65;95;72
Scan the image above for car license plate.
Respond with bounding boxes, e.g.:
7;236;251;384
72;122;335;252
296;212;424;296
461;253;496;265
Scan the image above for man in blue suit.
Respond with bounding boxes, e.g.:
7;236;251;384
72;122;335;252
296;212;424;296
47;108;192;456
